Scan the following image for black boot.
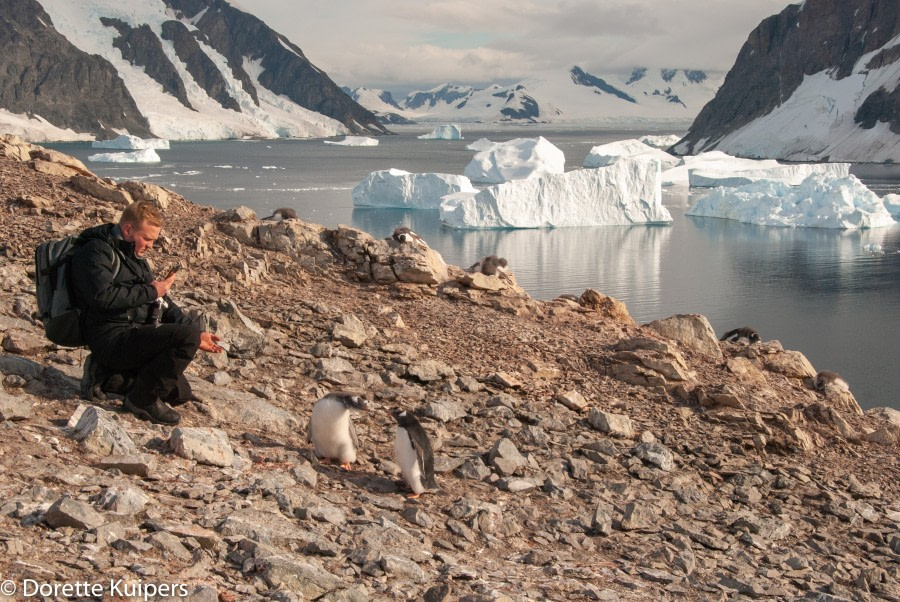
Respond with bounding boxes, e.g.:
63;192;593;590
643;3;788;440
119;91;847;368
80;354;106;401
122;396;180;426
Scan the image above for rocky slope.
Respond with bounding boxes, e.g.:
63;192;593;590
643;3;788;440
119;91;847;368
674;0;900;162
0;134;898;601
0;0;387;141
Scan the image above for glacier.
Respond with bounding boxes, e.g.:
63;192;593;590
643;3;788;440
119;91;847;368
440;157;672;229
689;162;851;187
686;174;896;229
418;125;463;140
353;168;475;209
883;194;900;219
91;134;170;150
583;139;679;170
323;136;379;146
464;137;565;184
87;148;161;163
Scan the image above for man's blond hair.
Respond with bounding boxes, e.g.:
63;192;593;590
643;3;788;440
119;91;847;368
119;201;163;229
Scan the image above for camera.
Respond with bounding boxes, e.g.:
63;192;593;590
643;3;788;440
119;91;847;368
147;297;169;326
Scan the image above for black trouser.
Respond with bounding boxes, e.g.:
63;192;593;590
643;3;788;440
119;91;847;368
91;323;201;407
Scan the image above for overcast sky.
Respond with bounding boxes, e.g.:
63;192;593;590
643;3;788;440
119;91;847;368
238;0;794;94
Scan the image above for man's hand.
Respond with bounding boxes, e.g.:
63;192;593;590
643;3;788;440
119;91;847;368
151;271;177;298
199;332;224;353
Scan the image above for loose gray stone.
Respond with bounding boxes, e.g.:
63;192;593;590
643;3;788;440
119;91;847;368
620;502;659;531
147;531;193;562
98;484;150;515
591;501;614;536
408;359;455;382
332;314;370;348
646;313;723;361
0;390;33;420
381;554;426;583
256;555;344;598
169;427;234;467
208;371;233;386
488;438;526;476
425;399;467;422
70;406;136;456
555;390;587;412
588;409;634;438
632;441;675;471
44;496;105;530
455;457;492;481
96;453;157;477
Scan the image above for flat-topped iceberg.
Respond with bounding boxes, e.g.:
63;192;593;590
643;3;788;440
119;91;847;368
418;124;463;140
639;134;682;149
686;173;896;229
91;134;169;150
323;136;379;146
464;136;565;184
662;151;781;186
441;157;671;229
88;148;161;163
689;162;850;187
353;168;475;209
583;139;679;170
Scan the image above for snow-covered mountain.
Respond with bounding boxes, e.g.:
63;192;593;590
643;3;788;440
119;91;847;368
674;0;900;162
347;66;724;126
0;0;387;141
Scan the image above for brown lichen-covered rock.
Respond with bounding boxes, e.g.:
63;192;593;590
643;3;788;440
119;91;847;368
118;180;171;209
646;313;722;361
763;350;817;379
69;174;132;206
578;289;634;324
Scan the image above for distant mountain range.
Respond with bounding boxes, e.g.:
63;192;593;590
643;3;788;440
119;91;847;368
346;66;725;126
674;0;900;162
0;0;386;141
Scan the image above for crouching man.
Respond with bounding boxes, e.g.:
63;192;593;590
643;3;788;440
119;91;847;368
72;201;222;425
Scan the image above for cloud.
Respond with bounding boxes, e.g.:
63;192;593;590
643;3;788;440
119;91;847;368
242;0;793;92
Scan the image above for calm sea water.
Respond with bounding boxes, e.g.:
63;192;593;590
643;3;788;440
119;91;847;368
48;126;900;410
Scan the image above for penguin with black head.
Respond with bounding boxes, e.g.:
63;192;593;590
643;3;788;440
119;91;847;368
391;408;438;499
392;226;427;248
719;327;761;345
262;207;298;221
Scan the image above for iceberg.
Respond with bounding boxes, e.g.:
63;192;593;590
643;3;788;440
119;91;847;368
686;173;896;229
466;138;495;151
583;139;679;170
464;136;565;184
689;163;850;187
639;134;682;149
418;124;463;140
91;134;169;150
323;136;379;146
883;194;900;218
661;151;781;187
87;148;161;163
353;168;476;209
440;156;671;229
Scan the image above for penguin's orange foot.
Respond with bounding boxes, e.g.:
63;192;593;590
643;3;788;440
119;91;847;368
406;492;421;499
340;462;352;471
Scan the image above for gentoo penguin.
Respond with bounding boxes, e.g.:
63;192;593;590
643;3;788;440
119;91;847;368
392;226;427;247
719;327;761;345
307;391;369;470
469;255;509;276
814;370;849;391
262;207;298;221
391;409;438;499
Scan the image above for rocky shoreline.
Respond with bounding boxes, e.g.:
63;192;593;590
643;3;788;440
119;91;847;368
0;133;898;601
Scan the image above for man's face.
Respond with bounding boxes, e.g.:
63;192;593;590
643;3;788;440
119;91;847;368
122;220;161;257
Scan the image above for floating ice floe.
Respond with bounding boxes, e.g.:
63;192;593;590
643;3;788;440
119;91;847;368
583;139;679;170
661;151;781;186
639;134;682;149
353;168;476;209
883;194;900;218
689;162;850;187
418;124;463;140
440;156;671;229
88;148;161;163
686;173;896;229
323;136;379;146
466;138;495;151
464;136;565;184
91;134;169;150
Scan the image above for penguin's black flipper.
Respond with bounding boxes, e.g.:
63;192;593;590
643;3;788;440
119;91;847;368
719;328;740;342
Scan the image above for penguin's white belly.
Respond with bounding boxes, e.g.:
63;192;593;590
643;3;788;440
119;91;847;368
394;427;425;494
310;399;356;463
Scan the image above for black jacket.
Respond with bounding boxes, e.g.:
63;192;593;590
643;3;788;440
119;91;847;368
71;223;189;347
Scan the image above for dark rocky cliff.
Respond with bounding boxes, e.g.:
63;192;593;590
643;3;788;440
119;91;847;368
163;0;389;135
160;20;241;112
0;0;152;138
675;0;900;155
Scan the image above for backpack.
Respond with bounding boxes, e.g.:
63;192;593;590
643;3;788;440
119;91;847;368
34;233;120;347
